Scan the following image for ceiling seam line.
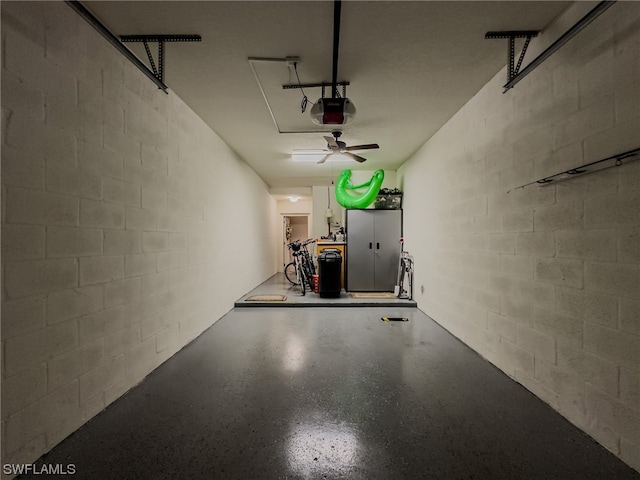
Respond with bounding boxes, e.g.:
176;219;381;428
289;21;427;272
249;58;287;134
248;58;334;135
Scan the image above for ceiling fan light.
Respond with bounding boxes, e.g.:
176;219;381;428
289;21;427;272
291;154;327;162
291;153;353;163
310;98;356;125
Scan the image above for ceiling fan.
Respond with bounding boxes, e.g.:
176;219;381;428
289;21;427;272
295;130;380;164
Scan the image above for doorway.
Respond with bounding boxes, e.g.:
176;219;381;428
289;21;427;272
280;215;310;272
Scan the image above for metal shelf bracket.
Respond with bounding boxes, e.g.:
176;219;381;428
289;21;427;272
508;146;640;193
485;31;538;87
120;35;202;83
486;1;616;93
66;1;168;92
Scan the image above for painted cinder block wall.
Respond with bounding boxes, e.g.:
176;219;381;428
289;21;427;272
398;2;640;471
1;0;278;468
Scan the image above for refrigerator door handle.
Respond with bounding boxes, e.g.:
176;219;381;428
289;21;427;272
369;242;373;249
376;242;380;250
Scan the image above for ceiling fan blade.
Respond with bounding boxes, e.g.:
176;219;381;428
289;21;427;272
317;154;331;164
344;152;367;163
324;136;340;149
345;143;379;151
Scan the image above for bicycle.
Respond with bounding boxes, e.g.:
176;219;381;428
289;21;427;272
299;238;316;286
395;250;414;300
284;240;309;295
284;238;317;294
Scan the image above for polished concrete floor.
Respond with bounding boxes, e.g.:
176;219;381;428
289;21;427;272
234;273;417;308
24;307;639;479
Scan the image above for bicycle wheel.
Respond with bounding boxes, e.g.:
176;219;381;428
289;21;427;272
303;263;315;291
296;262;306;296
397;258;405;297
284;262;298;285
309;257;317;276
305;252;316;275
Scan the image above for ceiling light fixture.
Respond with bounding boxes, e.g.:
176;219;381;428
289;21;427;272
291;153;352;163
289;196;300;203
292;154;328;163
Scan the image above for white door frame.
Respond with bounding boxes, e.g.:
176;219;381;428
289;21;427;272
279;214;310;272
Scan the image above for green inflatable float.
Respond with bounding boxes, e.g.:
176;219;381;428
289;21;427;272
335;169;385;209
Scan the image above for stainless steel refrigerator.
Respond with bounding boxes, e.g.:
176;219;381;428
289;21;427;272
346;209;402;292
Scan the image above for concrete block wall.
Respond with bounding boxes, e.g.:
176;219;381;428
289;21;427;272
1;0;277;469
398;2;639;471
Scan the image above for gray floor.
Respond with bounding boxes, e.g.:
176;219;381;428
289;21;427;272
235;273;417;308
23;307;639;479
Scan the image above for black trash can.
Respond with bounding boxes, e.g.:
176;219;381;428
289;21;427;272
318;249;342;298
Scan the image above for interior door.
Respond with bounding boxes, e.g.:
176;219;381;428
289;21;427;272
373;210;402;291
346;210;375;291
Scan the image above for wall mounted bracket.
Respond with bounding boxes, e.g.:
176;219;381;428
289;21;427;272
66;1;168;92
486;1;616;93
120;35;202;83
508;146;640;193
485;31;538;87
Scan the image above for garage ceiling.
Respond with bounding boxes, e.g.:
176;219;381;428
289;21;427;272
83;1;571;193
